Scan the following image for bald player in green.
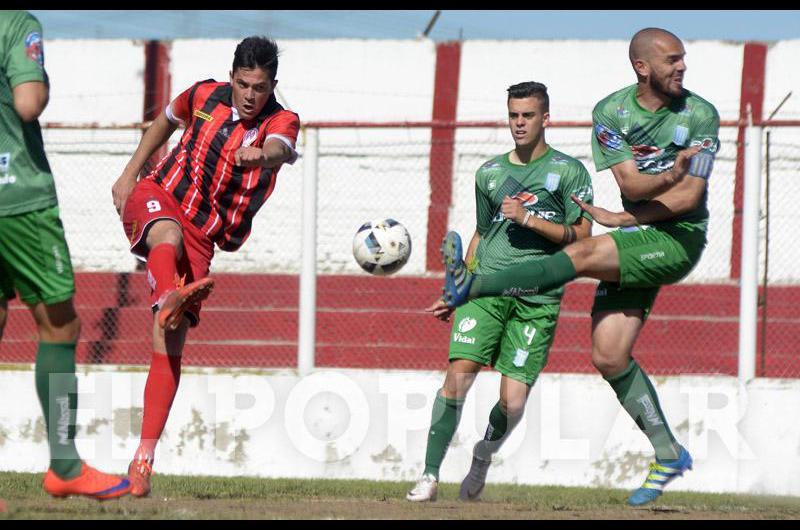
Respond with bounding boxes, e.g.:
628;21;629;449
433;27;720;506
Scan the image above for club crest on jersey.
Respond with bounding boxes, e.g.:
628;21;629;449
673;125;689;146
545;172;561;192
242;128;259;147
25;32;44;67
512;190;538;207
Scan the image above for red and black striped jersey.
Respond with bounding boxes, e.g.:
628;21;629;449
146;79;300;252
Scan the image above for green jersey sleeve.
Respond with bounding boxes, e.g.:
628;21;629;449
475;168;494;236
2;12;45;88
686;102;721;180
559;162;594;225
591;101;633;171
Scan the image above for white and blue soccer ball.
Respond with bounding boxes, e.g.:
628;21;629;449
352;218;411;276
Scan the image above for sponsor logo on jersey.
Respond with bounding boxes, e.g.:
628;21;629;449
545;172;561;192
242;127;259;147
595;123;623;150
458;317;477;333
573;185;593;202
488;178;496;191
631;144;663;160
193;109;214;122
0;175;17;185
453;332;476;345
25;31;43;67
511;190;538;207
673;125;689;146
690;137;719;153
481;161;502;171
616;105;629;118
512;349;529;368
550;155;569;165
0;153;10;173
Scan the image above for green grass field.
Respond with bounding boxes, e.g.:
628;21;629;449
1;472;799;519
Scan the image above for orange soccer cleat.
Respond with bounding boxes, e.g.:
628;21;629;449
157;277;215;331
127;456;153;498
43;462;131;500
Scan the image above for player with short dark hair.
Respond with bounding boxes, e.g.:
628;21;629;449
112;35;300;497
0;10;131;500
436;28;720;506
407;81;594;502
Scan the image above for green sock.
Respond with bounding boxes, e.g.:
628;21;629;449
423;392;464;479
473;401;523;461
605;359;680;461
470;251;577;299
35;342;82;479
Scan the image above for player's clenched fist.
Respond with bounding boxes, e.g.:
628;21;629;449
234;146;264;167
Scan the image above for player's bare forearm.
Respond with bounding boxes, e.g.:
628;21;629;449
610;160;677;202
501;195;590;244
122;112;178;179
235;139;292;168
627;176;707;223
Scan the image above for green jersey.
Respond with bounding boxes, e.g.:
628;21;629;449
473;146;593;304
0;10;57;216
591;84;720;231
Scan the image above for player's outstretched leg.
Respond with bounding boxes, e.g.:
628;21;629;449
43;463;131;500
628;445;693;506
441;231;473;309
157;277;215;331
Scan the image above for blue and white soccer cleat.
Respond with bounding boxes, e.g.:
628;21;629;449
627;445;693;506
441;231;474;308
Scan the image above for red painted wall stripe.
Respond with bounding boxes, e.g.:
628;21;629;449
143;40;171;172
426;41;462;272
730;42;767;279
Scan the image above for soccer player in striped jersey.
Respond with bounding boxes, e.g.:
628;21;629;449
1;10;130;500
407;82;594;502
112;36;300;497
436;28;719;506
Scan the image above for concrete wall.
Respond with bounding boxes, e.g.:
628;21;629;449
1;366;799;497
37;38;800;281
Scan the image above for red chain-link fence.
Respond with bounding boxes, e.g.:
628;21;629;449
1;122;798;377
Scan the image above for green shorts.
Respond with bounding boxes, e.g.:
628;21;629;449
0;206;76;305
448;297;560;386
592;224;706;318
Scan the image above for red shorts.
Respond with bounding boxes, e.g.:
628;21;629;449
122;179;215;326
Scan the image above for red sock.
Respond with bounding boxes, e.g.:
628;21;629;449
147;243;180;302
137;351;182;461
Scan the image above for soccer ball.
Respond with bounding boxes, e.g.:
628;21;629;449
352;218;411;276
